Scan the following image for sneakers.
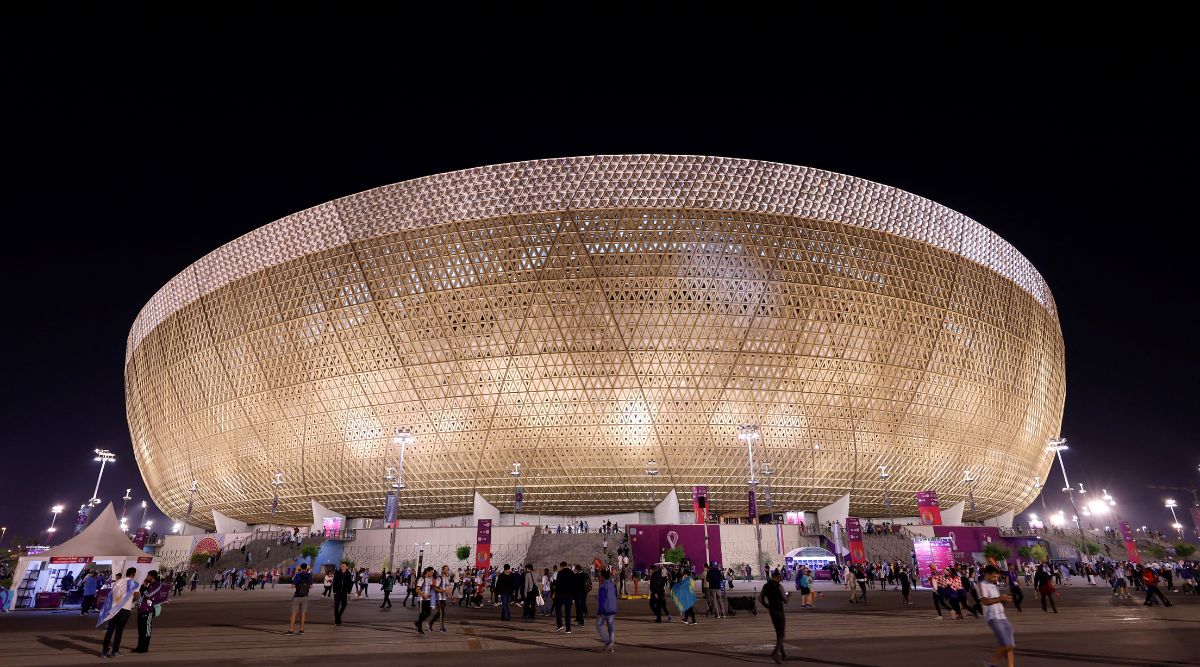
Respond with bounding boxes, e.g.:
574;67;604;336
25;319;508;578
556;626;565;632
298;630;304;635
566;630;572;634
439;628;447;633
286;630;295;636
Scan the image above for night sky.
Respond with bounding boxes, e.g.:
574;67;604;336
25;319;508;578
1;9;1196;545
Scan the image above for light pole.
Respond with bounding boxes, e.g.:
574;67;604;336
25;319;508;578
963;469;977;514
269;473;283;531
761;461;775;523
90;449;117;506
510;462;522;527
415;541;430;575
1046;438;1087;565
0;526;6;546
120;489;132;521
1166;499;1182;537
139;500;149;530
1033;477;1048;513
879;465;893;526
386;428;413;574
739;424;763;577
48;505;64;544
181;479;199;534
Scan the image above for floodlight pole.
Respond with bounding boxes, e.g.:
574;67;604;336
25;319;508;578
1047;438;1086;566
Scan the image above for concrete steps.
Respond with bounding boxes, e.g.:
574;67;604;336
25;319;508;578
524;532;612;570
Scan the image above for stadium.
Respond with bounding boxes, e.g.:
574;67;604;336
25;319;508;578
124;155;1065;529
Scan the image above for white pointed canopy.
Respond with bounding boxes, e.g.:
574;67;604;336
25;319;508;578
43;503;147;559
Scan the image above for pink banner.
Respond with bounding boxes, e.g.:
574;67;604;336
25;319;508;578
692;486;709;525
913;537;954;587
1119;521;1140;564
846;517;866;563
916;490;942;525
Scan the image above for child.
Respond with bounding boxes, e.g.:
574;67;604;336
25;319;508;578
979;565;1015;667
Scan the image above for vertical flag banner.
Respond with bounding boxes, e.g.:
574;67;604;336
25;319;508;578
748;489;758;522
846;517;866;563
776;523;785;556
384;492;398;526
1119;521;1140;564
692;485;709;524
74;507;90;535
916;490;943;525
133;527;148;549
475;519;493;570
268;494;277;517
515;487;524;511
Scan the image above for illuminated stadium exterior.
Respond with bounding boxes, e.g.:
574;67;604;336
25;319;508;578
125;155;1065;529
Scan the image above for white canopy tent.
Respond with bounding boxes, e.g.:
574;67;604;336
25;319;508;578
6;503;158;610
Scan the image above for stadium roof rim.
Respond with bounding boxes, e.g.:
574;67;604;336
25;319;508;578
126;154;1057;364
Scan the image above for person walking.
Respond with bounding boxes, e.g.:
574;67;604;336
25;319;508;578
979;565;1015;667
433;566;451;632
379;569;395;609
1034;564;1057;613
540;567;553;615
496;564;514;621
287;563;313;635
649;566;669;622
595;568;617;652
1141;566;1173;607
414;567;437;636
759;569;790;664
132;570;170;653
553;561;574;633
522;564;538;620
322;571;333;598
1005;564;1024;612
574;564;591;625
898;566;912;606
671;569;698;625
706;563;726;618
98;567;141;658
332;563;353;625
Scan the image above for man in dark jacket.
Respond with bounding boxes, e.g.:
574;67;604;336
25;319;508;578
332;563;354;625
649;566;668;622
553;561;574;633
574;564;590;625
496;564;514;621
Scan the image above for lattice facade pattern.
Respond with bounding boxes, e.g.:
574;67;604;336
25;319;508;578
125;155;1065;529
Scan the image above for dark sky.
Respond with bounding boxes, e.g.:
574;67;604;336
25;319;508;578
1;8;1196;544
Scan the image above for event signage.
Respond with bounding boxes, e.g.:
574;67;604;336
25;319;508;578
845;517;866;564
931;526;1002;563
626;524;724;570
133;527;148;549
475;519;493;570
137;556;153;563
384;492;398;526
747;489;758;522
515;487;524;511
913;537;954;587
915;491;943;525
1119;521;1141;564
49;556;93;564
74;507;89;535
692;486;709;525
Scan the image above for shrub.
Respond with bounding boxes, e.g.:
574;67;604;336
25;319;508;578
190;553;209;566
983;542;1011;562
1072;539;1101;556
456;545;471;562
663;547;685;564
1018;544;1048;563
1175;542;1196;559
300;545;321;560
1146;543;1166;561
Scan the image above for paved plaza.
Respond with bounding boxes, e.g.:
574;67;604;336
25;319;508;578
1;579;1196;666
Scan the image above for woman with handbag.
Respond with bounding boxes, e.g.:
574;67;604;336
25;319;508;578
1034;564;1058;612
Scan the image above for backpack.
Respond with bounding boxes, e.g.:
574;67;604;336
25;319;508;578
584;575;593;593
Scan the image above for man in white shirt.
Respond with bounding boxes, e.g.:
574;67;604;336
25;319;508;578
99;567;141;658
979;565;1015;667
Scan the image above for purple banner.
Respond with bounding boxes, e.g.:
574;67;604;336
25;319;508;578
74;508;89;535
913;537;954;587
475;519;493;570
628;524;723;570
384;492;398;525
515;487;524;511
748;489;758;521
916;490;942;525
133;528;148;549
932;526;1002;563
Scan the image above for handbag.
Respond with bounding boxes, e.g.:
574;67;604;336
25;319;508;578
536;593;545;607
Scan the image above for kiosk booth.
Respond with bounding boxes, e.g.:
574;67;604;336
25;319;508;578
784;546;837;580
5;503;158;610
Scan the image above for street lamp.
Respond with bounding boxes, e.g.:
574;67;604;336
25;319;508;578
414;541;431;575
48;505;64;544
121;489;132;520
139;501;149;530
963;469;977;513
269;473;284;530
646;459;659;477
0;526;6;546
760;461;775;523
386;428;413;574
1166;499;1181;536
1046;438;1087;565
393;428;413;490
510;462;522;527
1033;477;1048;513
90;449;117;506
739;424;763;577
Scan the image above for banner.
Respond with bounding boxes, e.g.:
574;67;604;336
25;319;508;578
913;537;954;587
50;556;93;564
916;490;943;525
627;524;723;570
133;528;148;549
932;526;1002;563
776;523;785;555
748;489;758;522
384;492;398;526
515;487;524;511
268;494;277;517
475;519;493;570
74;507;90;535
846;517;866;563
1119;521;1140;564
692;485;709;525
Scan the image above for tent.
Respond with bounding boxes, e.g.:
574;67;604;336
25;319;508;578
5;503;158;610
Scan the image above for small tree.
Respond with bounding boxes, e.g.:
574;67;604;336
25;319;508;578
1073;539;1101;556
456;545;472;562
1018;544;1049;563
1146;543;1167;561
663;547;685;564
190;553;209;566
300;545;321;561
983;542;1011;562
1175;542;1197;559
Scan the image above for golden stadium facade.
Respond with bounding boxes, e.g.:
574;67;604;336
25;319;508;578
125;155;1065;529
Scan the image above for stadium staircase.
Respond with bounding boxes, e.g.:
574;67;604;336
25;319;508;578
208;534;324;576
524;532;612;570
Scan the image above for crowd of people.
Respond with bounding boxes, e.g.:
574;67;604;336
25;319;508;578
539;519;622;534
